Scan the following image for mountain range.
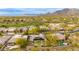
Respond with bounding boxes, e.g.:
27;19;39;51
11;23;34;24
45;8;79;17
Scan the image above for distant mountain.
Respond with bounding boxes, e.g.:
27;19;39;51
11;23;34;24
46;8;79;17
23;14;43;16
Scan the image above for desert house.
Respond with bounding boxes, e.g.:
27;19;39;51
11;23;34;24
48;23;62;30
55;33;68;46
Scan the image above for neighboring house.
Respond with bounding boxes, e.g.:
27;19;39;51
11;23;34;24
48;23;62;30
55;33;65;40
29;33;45;41
30;33;45;47
4;29;8;33
0;28;8;33
29;35;39;41
0;28;5;32
7;27;16;33
0;27;16;33
38;33;46;40
55;33;67;46
17;27;27;32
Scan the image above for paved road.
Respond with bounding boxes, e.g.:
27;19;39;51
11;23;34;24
0;35;14;51
58;29;79;34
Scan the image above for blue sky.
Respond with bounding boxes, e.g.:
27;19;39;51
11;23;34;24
0;8;63;16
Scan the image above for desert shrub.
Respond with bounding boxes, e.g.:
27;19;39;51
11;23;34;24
28;27;40;35
68;35;79;47
45;32;58;47
0;44;3;49
15;38;27;48
0;32;3;36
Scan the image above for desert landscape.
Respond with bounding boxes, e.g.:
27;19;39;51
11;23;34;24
0;8;79;51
